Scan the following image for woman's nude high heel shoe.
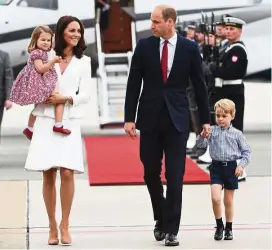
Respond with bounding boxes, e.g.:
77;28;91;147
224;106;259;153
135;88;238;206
48;230;59;245
59;226;72;246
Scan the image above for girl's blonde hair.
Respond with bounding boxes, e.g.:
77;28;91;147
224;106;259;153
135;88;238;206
27;25;54;53
214;99;236;118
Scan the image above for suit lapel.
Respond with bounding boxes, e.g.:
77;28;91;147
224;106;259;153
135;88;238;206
167;35;182;82
153;37;163;79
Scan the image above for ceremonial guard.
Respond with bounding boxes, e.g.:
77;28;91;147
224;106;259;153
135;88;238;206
209;16;248;181
210;16;247;133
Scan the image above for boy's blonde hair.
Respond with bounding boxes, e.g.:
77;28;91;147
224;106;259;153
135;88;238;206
214;99;236;118
28;25;54;53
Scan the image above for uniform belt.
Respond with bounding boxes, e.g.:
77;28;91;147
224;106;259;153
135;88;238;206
215;78;243;87
223;79;243;85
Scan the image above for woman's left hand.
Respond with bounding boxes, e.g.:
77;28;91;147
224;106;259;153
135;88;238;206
44;93;66;105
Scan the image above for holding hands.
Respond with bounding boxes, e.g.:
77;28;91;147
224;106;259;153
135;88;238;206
200;123;211;138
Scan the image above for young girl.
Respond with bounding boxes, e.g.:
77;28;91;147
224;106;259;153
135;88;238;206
9;25;71;140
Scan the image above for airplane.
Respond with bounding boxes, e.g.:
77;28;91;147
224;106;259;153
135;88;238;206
0;0;270;78
0;0;270;133
0;0;96;76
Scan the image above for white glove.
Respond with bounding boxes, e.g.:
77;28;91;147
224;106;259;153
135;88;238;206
102;3;110;12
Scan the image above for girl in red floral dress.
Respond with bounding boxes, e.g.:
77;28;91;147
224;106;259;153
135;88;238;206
9;25;71;139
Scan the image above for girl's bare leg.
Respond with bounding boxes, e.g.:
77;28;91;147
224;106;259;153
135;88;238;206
53;103;71;134
50;90;64;127
28;113;36;128
28;104;38;129
54;104;64;125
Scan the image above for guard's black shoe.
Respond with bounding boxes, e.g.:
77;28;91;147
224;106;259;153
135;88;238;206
214;226;224;240
190;146;205;159
165;233;179;246
154;221;165;241
186;147;193;154
224;229;233;240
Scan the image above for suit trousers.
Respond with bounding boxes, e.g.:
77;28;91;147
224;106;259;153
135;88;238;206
139;101;187;235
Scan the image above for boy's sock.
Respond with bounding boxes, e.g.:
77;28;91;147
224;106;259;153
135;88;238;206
55;122;63;128
216;218;224;228
226;222;232;230
27;127;33;132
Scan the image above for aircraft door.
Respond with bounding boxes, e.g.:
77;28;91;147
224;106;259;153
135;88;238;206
99;0;134;53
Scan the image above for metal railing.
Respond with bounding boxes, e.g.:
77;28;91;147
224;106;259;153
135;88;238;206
95;8;136;125
131;21;137;51
95;8;109;122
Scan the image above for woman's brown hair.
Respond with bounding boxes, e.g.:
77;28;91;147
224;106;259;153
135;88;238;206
27;25;54;53
54;16;86;59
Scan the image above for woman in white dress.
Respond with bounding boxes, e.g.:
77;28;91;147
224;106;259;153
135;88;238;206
25;15;91;245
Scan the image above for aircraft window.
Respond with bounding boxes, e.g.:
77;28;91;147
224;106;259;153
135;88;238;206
17;0;58;10
0;0;13;5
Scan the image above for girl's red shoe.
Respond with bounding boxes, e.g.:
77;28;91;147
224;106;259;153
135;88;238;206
53;126;71;135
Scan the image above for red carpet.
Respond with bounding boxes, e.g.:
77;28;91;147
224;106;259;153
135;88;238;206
84;136;210;185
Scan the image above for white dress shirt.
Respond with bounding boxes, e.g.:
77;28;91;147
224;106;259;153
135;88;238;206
160;32;177;77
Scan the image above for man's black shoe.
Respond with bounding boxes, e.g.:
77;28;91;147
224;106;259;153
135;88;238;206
189;145;205;159
154;221;165;241
214;226;224;240
224;229;233;240
165;233;179;246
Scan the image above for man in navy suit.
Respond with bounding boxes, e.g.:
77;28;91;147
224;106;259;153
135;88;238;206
124;5;211;246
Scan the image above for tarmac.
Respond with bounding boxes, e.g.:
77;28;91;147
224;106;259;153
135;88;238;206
0;132;271;249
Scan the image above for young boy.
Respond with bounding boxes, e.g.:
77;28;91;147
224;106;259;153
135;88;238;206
196;99;251;241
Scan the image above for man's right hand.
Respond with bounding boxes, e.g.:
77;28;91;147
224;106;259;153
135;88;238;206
124;122;136;139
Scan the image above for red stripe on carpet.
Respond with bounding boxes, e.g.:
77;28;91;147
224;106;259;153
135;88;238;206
84;136;210;185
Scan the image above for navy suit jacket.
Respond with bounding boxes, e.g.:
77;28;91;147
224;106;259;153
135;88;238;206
124;34;210;132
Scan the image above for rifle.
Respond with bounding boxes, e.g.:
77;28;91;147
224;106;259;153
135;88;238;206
199;12;221;118
200;11;220;66
210;12;220;69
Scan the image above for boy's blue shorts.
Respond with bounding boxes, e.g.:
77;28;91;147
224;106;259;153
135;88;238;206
209;160;238;190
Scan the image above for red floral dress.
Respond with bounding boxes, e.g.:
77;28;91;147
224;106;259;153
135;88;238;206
9;49;57;105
